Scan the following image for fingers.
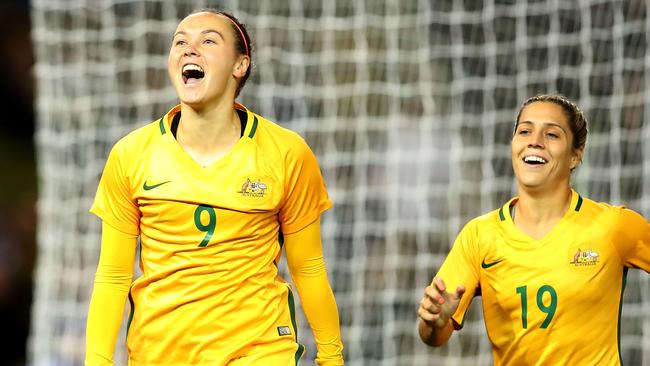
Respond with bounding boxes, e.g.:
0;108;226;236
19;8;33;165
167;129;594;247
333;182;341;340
417;302;438;322
418;293;443;324
431;276;447;293
423;283;446;306
431;277;448;304
421;279;465;320
454;285;466;300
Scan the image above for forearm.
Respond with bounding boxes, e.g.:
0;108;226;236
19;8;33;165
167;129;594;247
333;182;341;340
85;278;131;365
418;318;453;347
285;219;344;365
290;261;344;365
85;222;137;366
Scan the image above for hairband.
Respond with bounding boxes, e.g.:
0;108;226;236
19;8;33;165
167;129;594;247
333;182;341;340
217;13;249;57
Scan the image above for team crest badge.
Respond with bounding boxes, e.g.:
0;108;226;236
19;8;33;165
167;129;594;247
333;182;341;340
239;178;268;197
570;248;600;266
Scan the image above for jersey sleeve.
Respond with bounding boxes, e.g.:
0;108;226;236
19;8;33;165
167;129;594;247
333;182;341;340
285;219;343;365
435;220;481;329
279;137;332;234
90;139;140;236
612;207;650;272
85;222;138;366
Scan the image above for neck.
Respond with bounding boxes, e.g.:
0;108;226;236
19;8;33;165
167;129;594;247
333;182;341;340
514;184;573;224
175;100;241;166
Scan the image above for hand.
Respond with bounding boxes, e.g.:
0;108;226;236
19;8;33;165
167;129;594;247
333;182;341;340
417;277;466;329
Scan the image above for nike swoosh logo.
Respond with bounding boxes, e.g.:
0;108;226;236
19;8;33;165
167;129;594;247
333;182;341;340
481;258;505;269
143;180;170;191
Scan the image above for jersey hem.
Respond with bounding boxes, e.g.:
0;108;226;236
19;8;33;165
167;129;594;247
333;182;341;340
281;200;332;235
90;206;140;236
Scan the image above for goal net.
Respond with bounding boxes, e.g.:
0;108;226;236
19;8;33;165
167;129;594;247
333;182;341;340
30;0;650;365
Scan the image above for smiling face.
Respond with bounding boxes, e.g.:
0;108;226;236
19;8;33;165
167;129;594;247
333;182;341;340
167;12;250;108
511;101;583;193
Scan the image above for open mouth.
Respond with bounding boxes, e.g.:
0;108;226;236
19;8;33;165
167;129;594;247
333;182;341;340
523;155;547;165
182;64;205;84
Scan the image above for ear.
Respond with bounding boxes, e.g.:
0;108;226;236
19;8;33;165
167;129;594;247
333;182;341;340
232;55;250;79
570;148;584;170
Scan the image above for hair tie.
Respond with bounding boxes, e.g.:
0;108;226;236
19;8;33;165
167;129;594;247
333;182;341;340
218;14;249;57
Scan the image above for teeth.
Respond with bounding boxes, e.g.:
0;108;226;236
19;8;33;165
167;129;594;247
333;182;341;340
524;155;547;164
182;64;204;73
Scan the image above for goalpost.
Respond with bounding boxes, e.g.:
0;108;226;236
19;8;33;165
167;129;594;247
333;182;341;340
30;0;650;365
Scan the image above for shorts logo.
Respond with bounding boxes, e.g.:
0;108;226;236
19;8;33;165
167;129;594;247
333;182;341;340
570;248;600;266
238;178;268;197
277;326;292;336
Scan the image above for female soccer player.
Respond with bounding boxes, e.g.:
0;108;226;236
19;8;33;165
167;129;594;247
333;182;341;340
85;9;344;366
418;94;649;365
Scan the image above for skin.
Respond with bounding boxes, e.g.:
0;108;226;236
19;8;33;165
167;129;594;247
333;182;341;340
417;277;465;347
418;101;585;346
167;12;251;167
511;101;581;197
510;101;583;240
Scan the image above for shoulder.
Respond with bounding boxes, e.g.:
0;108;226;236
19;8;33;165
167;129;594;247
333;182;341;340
573;194;647;231
575;195;626;222
103;118;166;178
248;111;313;159
109;118;165;157
457;207;504;240
252;112;306;143
469;207;503;230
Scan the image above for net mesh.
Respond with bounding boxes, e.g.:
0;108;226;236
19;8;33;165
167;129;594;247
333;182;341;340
30;0;650;365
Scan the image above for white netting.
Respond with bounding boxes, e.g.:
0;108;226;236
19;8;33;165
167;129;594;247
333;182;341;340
30;0;650;365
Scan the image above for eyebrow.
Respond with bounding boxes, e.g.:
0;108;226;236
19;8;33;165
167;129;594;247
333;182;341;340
173;29;225;41
517;120;568;133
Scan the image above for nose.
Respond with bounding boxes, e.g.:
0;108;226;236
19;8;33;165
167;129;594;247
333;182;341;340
183;44;199;57
528;130;545;148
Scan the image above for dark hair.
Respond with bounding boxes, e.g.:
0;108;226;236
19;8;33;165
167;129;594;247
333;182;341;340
515;94;588;152
189;9;252;97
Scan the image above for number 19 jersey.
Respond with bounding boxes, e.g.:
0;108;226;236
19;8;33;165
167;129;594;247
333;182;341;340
90;104;331;365
436;190;650;366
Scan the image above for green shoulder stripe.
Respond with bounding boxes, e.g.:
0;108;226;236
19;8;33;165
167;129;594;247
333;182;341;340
498;206;506;221
248;116;258;138
574;194;583;212
158;118;166;135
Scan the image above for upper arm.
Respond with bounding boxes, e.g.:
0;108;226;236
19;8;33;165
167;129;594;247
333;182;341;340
95;221;138;284
90;140;140;236
284;218;324;275
279;137;331;235
612;207;650;272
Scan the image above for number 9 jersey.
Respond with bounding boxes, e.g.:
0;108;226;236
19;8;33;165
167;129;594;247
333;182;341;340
435;190;650;366
90;103;332;365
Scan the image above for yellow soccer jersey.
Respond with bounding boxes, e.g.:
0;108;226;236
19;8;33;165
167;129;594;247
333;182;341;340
437;189;650;366
90;103;331;365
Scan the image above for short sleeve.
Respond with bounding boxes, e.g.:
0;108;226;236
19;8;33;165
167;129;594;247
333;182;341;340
90;139;141;236
435;220;481;329
279;137;331;235
612;207;650;273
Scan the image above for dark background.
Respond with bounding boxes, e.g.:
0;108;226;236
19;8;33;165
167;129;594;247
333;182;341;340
0;0;35;365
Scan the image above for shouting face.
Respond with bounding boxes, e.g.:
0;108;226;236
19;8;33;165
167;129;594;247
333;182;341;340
167;12;249;108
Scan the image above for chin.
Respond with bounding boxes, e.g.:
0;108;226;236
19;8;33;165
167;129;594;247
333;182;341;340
514;174;546;190
180;96;204;105
177;90;207;106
